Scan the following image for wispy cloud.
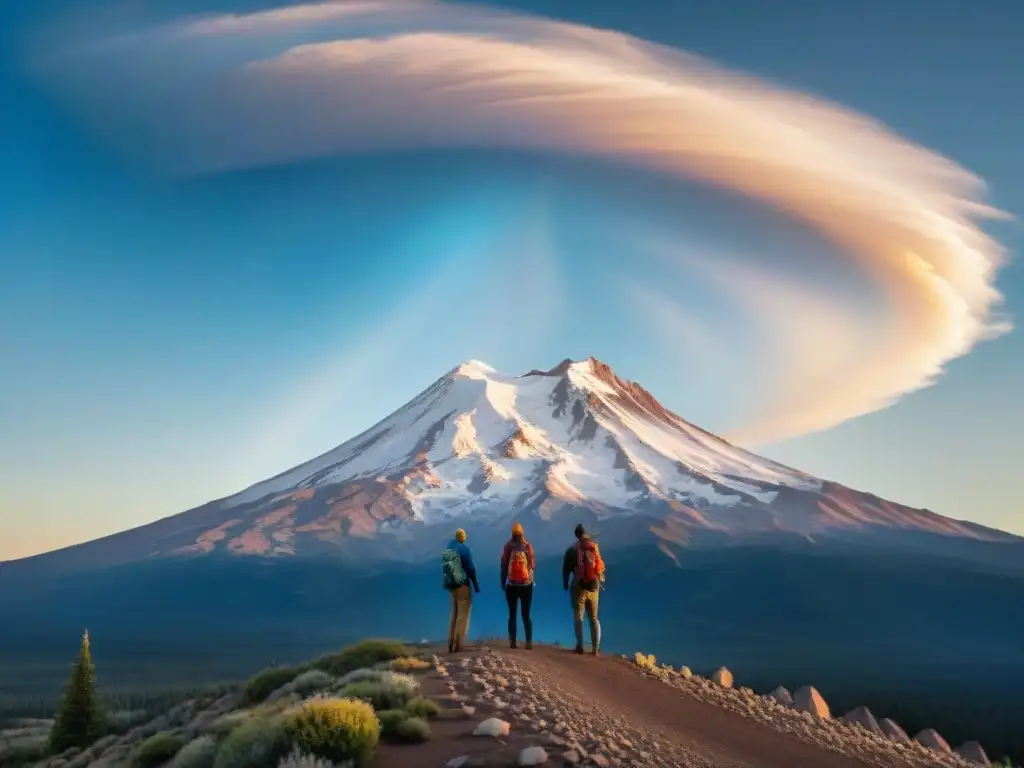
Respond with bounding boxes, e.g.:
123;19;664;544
32;0;1012;444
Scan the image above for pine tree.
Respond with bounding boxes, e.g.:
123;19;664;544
50;630;105;753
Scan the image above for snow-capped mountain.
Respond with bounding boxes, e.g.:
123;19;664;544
9;357;1017;572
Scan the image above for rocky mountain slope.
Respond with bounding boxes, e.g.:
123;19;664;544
5;357;1017;573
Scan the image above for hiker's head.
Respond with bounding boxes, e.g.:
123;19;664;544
574;523;586;539
511;522;524;538
455;528;467;543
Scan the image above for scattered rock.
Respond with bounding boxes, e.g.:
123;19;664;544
446;757;469;768
915;728;953;753
473;717;511;737
839;705;882;734
518;745;549;765
678;666;692;679
769;686;793;706
712;667;734;688
792;686;830;719
955;741;991;766
880;717;910;742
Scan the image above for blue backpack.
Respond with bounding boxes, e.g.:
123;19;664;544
442;547;467;590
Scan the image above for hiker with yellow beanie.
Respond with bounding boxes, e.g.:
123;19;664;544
442;528;480;653
500;521;536;649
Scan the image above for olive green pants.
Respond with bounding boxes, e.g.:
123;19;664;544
571;581;601;651
447;584;472;650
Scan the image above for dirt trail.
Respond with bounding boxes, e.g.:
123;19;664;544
501;645;876;768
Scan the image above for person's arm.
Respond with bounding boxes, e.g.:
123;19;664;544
499;542;510;589
595;542;606;582
562;546;575;590
527;542;536;571
462;544;480;592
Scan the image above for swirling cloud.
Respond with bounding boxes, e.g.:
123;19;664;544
31;0;1011;443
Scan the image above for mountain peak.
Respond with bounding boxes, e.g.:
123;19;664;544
450;359;499;379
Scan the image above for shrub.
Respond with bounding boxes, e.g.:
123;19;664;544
389;657;431;673
373;709;410;738
243;667;301;706
50;631;106;753
391;717;430;744
380;673;419;699
309;640;409;678
288;670;335;698
276;746;335;768
337;681;409;712
633;652;657;671
129;731;185;768
283;696;379;767
404;697;440;720
170;735;218;768
213;714;289;768
334;669;382;689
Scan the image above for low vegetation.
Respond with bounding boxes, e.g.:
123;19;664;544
0;636;426;768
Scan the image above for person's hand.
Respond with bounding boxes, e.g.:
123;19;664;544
474;585;480;593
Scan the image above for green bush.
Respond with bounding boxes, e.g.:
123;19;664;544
282;696;379;767
129;731;185;767
213;715;289;768
288;671;334;698
391;717;430;744
337;681;409;711
404;696;440;719
374;708;410;738
169;735;218;768
334;669;383;688
308;640;409;678
242;667;301;706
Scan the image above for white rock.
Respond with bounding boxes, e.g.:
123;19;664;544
955;741;991;766
473;717;511;737
880;718;910;742
678;666;692;679
840;705;882;734
712;667;734;688
447;758;469;768
769;686;793;706
915;728;953;753
519;746;549;765
792;686;830;719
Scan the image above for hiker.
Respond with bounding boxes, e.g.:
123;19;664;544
442;528;480;653
562;523;605;655
500;521;536;649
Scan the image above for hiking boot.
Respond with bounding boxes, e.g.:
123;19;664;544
447;640;454;654
510;640;518;649
590;649;600;657
524;642;533;650
573;645;585;655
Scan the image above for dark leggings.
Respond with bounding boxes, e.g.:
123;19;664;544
506;584;534;642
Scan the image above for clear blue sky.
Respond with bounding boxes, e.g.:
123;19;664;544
2;0;1022;560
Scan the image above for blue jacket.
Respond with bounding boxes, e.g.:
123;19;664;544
447;538;480;591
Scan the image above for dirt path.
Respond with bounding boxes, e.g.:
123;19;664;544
498;645;883;768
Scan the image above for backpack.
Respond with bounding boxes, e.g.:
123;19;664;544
507;542;532;586
442;547;467;590
575;538;603;586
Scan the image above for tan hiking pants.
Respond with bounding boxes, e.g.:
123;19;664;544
448;584;472;649
571;581;601;651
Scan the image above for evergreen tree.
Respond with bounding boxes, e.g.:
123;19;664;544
50;630;105;753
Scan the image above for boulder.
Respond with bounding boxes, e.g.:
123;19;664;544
473;718;511;737
678;666;693;679
518;746;549;765
769;686;793;706
840;706;882;735
880;718;910;742
955;741;991;767
712;667;734;688
914;728;953;754
792;686;830;719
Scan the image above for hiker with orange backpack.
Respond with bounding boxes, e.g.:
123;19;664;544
562;523;605;655
500;522;536;649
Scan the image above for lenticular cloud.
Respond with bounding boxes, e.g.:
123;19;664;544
33;0;1011;442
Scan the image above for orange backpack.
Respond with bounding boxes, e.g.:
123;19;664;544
575;538;603;585
507;542;532;585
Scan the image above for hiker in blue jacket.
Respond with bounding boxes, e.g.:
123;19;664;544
443;528;480;653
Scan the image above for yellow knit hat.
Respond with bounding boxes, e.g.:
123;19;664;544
511;522;524;536
455;528;467;543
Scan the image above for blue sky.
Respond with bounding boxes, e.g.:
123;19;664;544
2;0;1022;560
